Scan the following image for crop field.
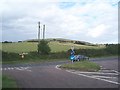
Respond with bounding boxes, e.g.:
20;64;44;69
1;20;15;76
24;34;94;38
1;41;105;53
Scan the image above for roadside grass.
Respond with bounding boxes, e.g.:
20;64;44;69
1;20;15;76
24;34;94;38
2;75;18;88
2;58;68;64
60;60;101;72
2;51;69;64
2;50;118;65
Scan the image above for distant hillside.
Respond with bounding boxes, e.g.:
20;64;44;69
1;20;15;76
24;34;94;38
24;38;95;46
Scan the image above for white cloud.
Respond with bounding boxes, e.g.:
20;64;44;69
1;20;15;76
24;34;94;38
2;0;119;43
87;24;109;38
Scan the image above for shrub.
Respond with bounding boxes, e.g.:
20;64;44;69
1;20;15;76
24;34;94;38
38;40;51;55
105;44;118;55
2;51;21;61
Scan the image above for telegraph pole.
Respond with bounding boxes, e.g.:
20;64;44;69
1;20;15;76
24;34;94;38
38;21;40;53
38;22;40;43
43;24;45;40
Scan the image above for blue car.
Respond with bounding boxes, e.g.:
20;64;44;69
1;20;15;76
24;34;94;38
70;55;89;62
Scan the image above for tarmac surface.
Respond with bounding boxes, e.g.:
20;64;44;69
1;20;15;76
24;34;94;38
2;57;120;88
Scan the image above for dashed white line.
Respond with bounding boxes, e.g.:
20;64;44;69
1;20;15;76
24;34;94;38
4;68;7;70
16;68;23;71
14;67;20;70
7;68;11;70
1;66;32;72
10;68;14;70
26;70;32;72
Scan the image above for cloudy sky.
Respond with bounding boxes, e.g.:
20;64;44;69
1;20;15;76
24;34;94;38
1;0;119;44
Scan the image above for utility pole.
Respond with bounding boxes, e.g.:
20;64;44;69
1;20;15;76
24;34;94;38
38;21;40;53
38;22;40;43
43;24;45;40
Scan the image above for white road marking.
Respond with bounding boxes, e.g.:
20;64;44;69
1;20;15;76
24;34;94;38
99;69;119;73
7;68;11;70
4;68;7;70
66;70;120;85
73;71;119;75
24;67;30;69
16;68;23;71
55;65;61;70
58;66;118;78
26;70;32;72
10;68;14;70
78;73;120;85
92;75;117;79
14;67;20;70
1;66;32;72
112;70;119;74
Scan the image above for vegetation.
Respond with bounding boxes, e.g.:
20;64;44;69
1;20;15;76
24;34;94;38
60;61;101;72
2;51;68;64
1;42;37;53
1;39;119;64
69;46;118;57
2;75;18;88
38;40;51;55
2;43;118;64
1;39;118;88
1;49;57;64
1;41;104;53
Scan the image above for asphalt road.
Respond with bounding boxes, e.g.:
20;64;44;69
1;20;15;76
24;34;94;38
2;57;119;88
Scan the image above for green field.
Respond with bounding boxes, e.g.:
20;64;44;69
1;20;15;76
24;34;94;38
2;42;37;53
1;41;105;53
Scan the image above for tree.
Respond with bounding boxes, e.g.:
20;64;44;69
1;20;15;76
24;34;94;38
38;40;51;55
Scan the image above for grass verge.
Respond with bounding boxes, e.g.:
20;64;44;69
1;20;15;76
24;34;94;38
60;60;100;72
2;75;18;88
2;59;68;64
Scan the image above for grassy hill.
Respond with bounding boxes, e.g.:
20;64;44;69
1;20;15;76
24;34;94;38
1;38;105;53
25;38;95;46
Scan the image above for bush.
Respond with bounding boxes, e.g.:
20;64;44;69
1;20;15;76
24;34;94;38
67;44;118;58
105;44;118;55
2;51;21;61
38;40;51;55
